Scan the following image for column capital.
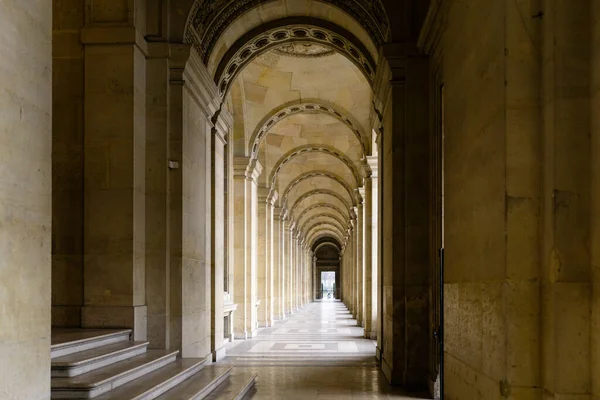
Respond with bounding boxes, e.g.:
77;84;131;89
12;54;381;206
233;157;263;182
366;155;379;178
267;189;279;206
248;160;263;183
358;186;366;200
273;206;283;221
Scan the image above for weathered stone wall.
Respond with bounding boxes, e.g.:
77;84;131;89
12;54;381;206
591;0;600;398
443;0;542;397
179;69;212;358
52;0;85;327
0;2;52;399
443;0;596;398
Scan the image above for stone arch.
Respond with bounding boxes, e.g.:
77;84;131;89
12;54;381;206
269;145;361;187
314;241;341;254
309;231;345;248
282;172;355;207
283;175;355;213
300;213;347;235
249;100;368;158
289;189;352;220
313;236;342;252
213;18;377;98
183;0;389;67
296;203;349;228
305;222;346;241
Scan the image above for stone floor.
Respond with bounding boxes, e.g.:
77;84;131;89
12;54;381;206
219;300;431;399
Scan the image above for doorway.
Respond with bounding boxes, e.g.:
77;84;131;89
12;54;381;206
321;271;336;300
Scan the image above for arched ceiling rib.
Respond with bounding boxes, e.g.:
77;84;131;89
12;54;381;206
314;241;341;253
281;171;355;205
299;213;348;235
309;231;346;248
249;100;368;158
184;0;388;69
305;221;346;241
296;203;350;228
289;190;351;221
313;236;342;252
214;20;377;98
269;145;361;187
285;176;354;215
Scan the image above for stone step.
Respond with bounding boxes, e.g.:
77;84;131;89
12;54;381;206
51;329;132;359
51;350;179;399
154;366;233;400
52;341;150;377
203;372;257;400
91;359;206;400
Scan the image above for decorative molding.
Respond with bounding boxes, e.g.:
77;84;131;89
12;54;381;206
184;0;389;65
281;171;355;207
273;42;335;58
305;223;346;242
300;213;348;235
308;231;344;247
289;189;353;220
313;241;341;253
269;145;361;187
296;203;350;228
249;100;367;159
214;21;376;98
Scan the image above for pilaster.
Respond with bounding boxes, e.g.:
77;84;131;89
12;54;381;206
232;157;262;339
81;22;149;340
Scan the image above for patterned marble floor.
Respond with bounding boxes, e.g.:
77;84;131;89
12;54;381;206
218;300;431;399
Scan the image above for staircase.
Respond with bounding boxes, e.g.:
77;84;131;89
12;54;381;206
50;329;256;399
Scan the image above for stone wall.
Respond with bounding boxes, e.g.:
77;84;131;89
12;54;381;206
52;0;85;327
442;0;598;398
443;1;541;398
592;1;600;398
0;2;52;399
178;59;213;358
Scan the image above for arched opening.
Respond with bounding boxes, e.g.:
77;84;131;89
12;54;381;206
313;240;342;300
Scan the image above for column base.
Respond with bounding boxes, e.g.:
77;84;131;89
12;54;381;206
212;344;227;362
233;329;258;340
82;305;147;341
381;354;429;389
258;319;274;328
365;331;377;340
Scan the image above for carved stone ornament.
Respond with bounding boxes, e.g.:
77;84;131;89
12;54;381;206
185;0;389;64
216;24;376;98
250;102;366;159
273;42;335;58
270;145;361;187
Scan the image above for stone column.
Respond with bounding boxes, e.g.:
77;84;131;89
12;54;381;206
272;206;283;320
367;155;379;342
210;111;230;360
377;43;430;386
82;22;147;339
232;157;262;339
348;218;356;315
362;168;376;339
266;191;278;324
1;2;51;398
257;187;269;327
283;219;292;314
355;195;364;326
297;238;303;308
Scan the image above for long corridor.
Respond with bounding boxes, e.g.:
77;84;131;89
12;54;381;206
218;301;430;399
